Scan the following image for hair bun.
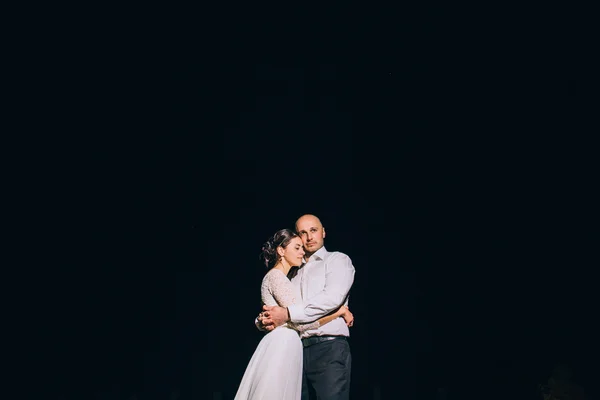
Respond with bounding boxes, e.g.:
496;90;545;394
259;239;277;268
259;228;299;269
261;240;273;253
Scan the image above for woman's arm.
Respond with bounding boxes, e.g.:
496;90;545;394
317;305;354;327
292;305;354;333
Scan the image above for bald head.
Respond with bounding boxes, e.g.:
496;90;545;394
295;214;322;230
295;214;326;256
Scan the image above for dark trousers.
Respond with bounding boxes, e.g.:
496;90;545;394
301;337;351;400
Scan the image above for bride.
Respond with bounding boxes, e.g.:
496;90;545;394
234;228;353;400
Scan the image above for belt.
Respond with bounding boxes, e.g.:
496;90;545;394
301;335;347;348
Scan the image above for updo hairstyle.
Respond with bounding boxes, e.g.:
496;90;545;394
259;228;299;268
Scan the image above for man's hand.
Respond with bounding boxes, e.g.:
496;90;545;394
261;305;290;329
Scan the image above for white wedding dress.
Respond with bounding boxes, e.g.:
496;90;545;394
234;268;319;400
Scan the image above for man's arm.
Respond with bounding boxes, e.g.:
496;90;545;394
287;252;355;324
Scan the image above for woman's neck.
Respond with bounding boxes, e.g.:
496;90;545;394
273;261;291;277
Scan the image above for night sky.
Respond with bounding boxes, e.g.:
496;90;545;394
25;8;597;400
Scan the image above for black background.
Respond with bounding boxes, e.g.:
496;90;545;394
21;5;598;400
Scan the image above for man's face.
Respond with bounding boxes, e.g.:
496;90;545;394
296;216;326;254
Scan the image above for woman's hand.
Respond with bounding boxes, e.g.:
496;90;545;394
339;305;354;327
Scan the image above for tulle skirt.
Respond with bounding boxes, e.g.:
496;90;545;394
234;325;303;400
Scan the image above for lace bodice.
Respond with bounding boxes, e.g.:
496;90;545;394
261;269;320;333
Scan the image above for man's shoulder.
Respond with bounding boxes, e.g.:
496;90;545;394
325;251;353;265
326;250;349;258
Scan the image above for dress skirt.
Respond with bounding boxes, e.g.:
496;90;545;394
234;325;303;400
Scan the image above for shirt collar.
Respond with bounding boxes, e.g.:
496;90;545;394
309;246;328;262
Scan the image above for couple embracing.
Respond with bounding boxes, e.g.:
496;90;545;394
234;214;356;400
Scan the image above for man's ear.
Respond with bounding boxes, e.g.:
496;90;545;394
322;227;326;238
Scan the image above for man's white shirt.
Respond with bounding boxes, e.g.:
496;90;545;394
287;246;355;339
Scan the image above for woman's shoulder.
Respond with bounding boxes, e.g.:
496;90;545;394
262;268;286;283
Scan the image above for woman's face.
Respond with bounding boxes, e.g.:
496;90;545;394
281;237;305;267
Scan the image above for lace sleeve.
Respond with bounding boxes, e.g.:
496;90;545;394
290;320;321;333
265;270;321;332
265;269;298;308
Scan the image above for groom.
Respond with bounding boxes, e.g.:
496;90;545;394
259;214;355;400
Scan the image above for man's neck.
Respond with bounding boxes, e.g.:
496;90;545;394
304;246;324;261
